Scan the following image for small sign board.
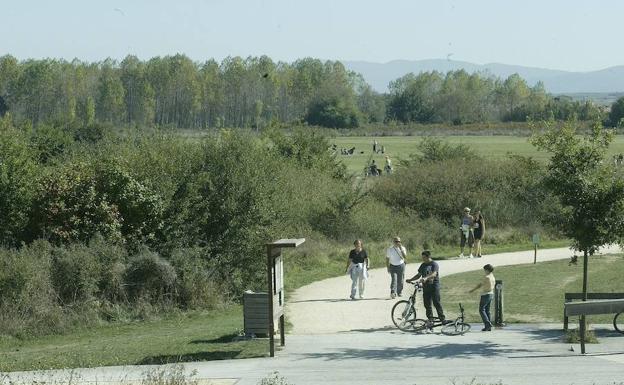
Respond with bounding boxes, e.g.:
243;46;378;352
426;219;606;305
532;233;540;245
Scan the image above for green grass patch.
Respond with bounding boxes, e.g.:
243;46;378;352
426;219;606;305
333;135;624;174
442;253;624;324
0;306;268;372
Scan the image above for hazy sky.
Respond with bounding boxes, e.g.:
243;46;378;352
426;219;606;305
2;0;622;71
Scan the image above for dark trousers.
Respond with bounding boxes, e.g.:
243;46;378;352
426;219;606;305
479;293;493;329
423;285;445;321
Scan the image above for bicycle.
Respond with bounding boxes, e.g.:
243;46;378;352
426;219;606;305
390;281;427;332
614;311;624;334
390;281;471;335
440;303;471;335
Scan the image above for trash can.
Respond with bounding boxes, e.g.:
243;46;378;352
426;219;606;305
494;279;505;326
243;291;269;337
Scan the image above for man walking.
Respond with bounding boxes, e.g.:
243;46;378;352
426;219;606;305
386;236;407;298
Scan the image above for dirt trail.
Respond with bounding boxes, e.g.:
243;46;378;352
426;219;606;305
287;245;620;334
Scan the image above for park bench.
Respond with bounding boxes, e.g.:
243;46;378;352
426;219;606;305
564;298;624;354
563;292;624;330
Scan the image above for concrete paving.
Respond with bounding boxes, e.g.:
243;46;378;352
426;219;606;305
5;325;624;385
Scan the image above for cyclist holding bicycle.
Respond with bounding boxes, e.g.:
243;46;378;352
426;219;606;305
406;250;446;323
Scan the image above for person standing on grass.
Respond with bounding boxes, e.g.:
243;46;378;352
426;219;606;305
459;207;474;258
345;239;369;300
472;210;485;258
468;264;495;331
406;250;446;322
384;155;393;175
386;236;407;298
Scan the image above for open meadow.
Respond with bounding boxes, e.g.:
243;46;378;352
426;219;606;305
333;135;624;174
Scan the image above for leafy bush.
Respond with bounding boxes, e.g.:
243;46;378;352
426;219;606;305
0;119;37;246
305;97;360;128
125;250;177;302
51;243;101;304
374;141;553;229
0;240;61;337
28;162;124;244
169;247;221;309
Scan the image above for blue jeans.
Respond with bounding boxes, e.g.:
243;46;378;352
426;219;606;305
479;293;493;329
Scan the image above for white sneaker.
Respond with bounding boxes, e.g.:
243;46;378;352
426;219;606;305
469;254;474;258
458;253;464;259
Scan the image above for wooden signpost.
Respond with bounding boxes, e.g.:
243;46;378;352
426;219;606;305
266;238;305;357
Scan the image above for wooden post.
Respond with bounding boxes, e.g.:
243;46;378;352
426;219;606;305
266;244;275;357
533;244;537;264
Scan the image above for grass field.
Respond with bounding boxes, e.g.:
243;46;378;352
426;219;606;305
0;306;268;372
333;135;624;174
442;253;624;324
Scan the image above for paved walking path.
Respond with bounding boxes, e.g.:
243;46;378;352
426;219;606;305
289;245;621;334
5;245;623;385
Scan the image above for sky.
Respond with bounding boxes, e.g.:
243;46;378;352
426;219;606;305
2;0;623;72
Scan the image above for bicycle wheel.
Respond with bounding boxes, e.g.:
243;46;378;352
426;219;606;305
441;321;471;336
412;318;428;332
391;300;416;331
614;312;624;334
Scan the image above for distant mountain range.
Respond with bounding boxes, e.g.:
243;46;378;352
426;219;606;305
342;59;624;95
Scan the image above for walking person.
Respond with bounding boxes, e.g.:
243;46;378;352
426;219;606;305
345;239;369;300
468;264;496;331
459;207;474;258
406;250;446;322
386;236;407;299
472;210;485;258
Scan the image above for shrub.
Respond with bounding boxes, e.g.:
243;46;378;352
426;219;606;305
0;119;37;246
0;240;61;337
169;247;221;309
125;249;177;302
51;243;101;304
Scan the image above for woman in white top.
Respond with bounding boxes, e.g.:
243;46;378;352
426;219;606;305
469;264;495;331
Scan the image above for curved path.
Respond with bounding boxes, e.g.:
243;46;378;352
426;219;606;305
287;245;621;334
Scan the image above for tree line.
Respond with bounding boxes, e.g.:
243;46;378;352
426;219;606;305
1;54;617;129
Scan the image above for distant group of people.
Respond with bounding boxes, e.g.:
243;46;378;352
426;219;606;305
367;156;393;176
344;206;495;331
613;153;624;165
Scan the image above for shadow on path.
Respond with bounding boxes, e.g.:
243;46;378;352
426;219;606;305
300;342;534;361
137;350;241;365
290;297;388;303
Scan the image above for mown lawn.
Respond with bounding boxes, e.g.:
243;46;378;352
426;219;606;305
0;306;268;372
333;135;624;174
442;253;624;324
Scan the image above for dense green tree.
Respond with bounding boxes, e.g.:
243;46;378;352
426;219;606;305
0;117;37;245
609;96;624;127
96;60;125;124
531;121;624;305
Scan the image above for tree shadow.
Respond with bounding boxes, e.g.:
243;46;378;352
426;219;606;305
190;333;239;344
291;297;390;303
137;350;242;365
343;326;396;333
300;342;533;361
